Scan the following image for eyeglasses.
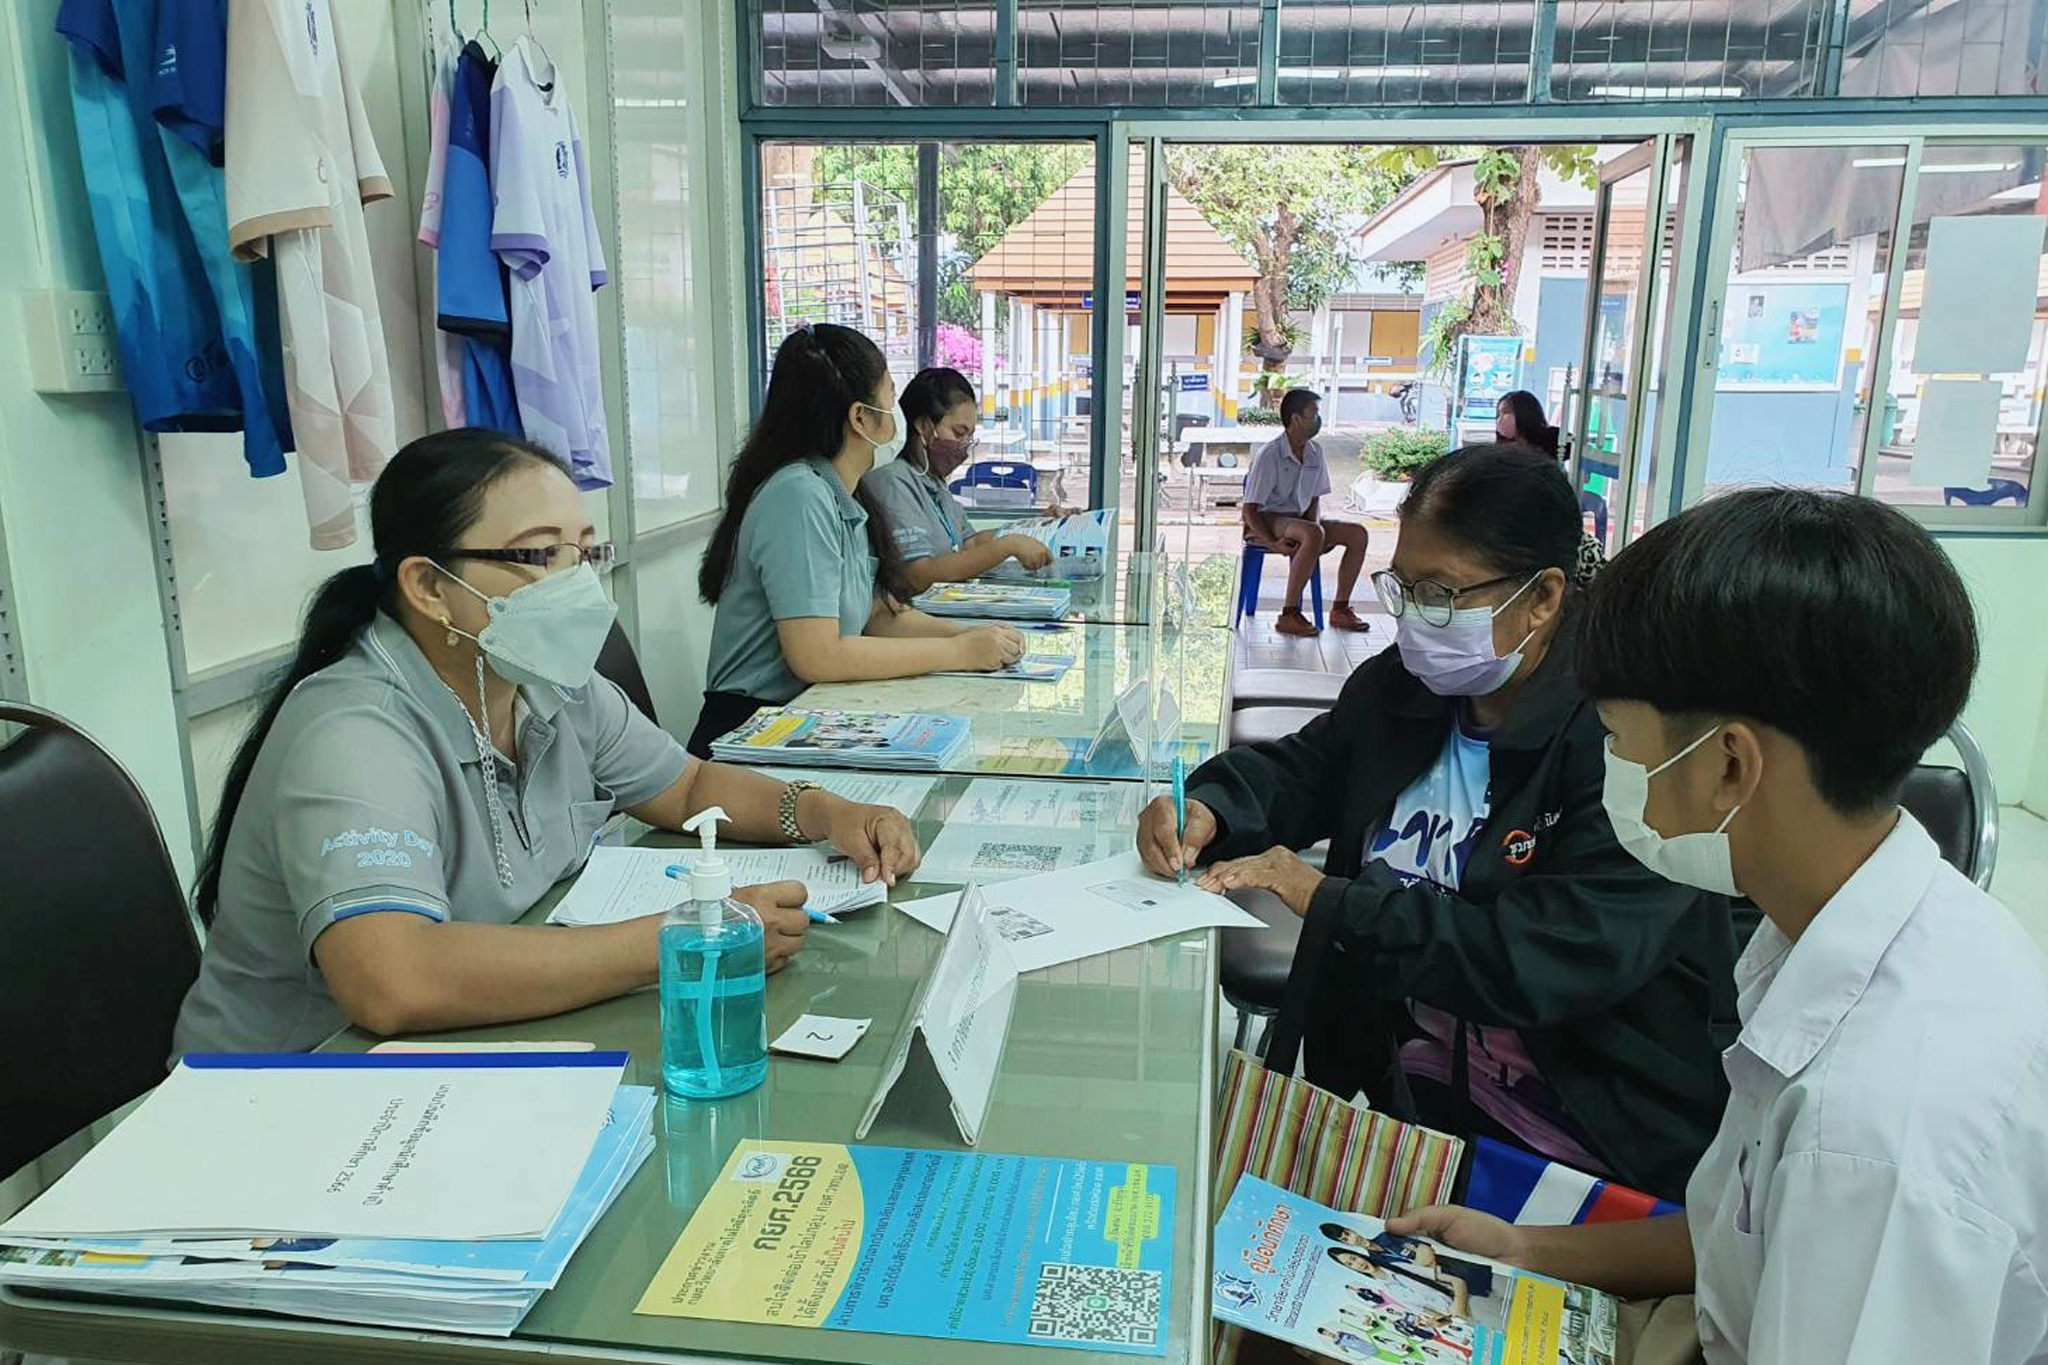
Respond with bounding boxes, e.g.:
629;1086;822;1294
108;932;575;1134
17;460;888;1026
1371;569;1522;628
445;542;617;573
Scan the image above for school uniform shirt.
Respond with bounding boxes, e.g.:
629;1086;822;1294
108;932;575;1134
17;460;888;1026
491;40;611;488
56;0;241;434
174;612;692;1057
1365;714;1607;1175
415;22;466;429
436;39;522;436
226;0;396;550
148;0;295;480
861;454;973;561
1686;811;2048;1364
1244;434;1332;518
706;459;879;705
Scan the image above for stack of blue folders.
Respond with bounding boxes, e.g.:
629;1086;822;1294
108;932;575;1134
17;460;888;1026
0;1085;655;1336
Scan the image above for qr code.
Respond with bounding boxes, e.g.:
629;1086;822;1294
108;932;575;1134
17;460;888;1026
989;906;1055;942
977;841;1063;873
1028;1263;1162;1346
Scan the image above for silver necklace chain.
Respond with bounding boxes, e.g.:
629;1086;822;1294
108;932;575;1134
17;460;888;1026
439;655;516;890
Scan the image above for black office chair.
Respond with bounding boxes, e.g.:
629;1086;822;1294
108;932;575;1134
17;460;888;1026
0;704;200;1183
595;621;659;726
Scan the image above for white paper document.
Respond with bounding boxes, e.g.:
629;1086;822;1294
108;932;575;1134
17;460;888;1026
858;888;1018;1145
546;846;886;925
1909;378;2003;489
1;1053;626;1241
754;768;941;818
770;1014;872;1061
891;851;1264;972
1916;215;2047;375
919;781;1129;882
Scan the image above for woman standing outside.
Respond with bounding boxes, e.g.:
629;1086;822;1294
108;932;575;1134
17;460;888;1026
860;367;1058;594
690;327;1025;757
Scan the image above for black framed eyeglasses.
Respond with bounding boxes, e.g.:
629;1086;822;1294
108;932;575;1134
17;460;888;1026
444;542;617;573
1371;569;1522;628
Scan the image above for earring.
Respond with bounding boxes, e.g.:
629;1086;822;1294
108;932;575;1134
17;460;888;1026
442;619;459;648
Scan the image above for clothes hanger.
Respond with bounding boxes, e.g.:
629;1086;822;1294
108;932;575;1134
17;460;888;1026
520;0;556;84
475;0;502;61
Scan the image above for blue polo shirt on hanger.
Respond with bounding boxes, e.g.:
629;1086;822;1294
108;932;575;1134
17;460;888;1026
436;39;522;436
57;0;241;434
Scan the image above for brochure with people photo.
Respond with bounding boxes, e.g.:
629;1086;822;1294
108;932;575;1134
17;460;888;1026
1212;1175;1616;1365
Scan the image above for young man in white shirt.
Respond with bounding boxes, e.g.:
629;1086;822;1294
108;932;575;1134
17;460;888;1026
1241;389;1370;637
1393;487;2048;1365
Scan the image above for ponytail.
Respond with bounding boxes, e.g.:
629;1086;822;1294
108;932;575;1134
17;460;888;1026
193;430;568;925
194;566;383;922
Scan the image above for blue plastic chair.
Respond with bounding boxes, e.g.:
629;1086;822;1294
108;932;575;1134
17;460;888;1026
1235;542;1324;630
950;461;1039;497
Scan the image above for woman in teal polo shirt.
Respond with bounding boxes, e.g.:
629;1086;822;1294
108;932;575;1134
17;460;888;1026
689;326;1027;757
860;367;1054;594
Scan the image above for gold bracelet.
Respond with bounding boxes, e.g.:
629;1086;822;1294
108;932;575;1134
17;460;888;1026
779;780;822;843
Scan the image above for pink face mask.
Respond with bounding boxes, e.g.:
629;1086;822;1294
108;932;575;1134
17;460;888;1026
924;435;974;481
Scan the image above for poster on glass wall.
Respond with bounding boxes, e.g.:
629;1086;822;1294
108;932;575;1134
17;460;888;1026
1715;281;1851;390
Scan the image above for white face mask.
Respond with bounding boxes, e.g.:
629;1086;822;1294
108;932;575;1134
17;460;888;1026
860;403;906;465
436;561;617;691
1601;726;1743;897
1394;573;1540;697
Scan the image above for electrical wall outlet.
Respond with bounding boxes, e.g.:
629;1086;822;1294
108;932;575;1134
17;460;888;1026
22;290;123;394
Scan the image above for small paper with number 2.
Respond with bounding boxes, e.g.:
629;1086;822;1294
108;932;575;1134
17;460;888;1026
771;1015;871;1061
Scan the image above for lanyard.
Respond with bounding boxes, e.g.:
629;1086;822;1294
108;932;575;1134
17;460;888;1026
920;475;963;551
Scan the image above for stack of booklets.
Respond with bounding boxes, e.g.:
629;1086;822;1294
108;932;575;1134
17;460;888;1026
912;581;1072;621
1212;1174;1619;1364
0;1053;652;1337
711;707;972;771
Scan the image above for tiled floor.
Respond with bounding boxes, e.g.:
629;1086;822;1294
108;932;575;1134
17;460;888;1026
1993;806;2048;958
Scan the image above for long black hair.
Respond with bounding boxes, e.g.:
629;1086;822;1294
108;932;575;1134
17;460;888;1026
194;430;569;924
1400;442;1594;591
898;366;977;471
1497;390;1560;458
699;324;914;605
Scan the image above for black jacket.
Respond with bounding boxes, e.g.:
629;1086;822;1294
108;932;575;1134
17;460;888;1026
1190;624;1738;1201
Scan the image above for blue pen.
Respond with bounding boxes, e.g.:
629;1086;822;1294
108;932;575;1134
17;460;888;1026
666;863;836;924
1171;756;1188;885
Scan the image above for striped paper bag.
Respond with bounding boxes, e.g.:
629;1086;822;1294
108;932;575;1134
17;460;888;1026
1210;1047;1464;1365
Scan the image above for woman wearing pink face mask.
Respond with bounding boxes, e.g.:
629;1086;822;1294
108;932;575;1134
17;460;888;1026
1135;443;1738;1202
859;368;1061;594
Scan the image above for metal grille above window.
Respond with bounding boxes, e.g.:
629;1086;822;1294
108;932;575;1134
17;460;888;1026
1017;1;1261;106
756;0;997;107
1277;2;1537;105
1549;0;1829;101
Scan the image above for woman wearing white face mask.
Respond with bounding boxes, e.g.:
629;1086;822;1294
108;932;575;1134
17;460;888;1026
690;327;1026;756
1136;443;1739;1201
176;431;926;1056
1396;489;2048;1365
859;367;1062;593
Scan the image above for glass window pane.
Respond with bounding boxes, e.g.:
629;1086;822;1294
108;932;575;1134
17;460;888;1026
1872;144;2046;511
1698;144;1907;494
1840;0;2048;98
1019;1;1260;107
1551;0;1828;101
755;0;995;108
1276;2;1536;106
758;142;1102;514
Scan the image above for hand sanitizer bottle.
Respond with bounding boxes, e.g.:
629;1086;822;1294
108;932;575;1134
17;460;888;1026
658;807;767;1099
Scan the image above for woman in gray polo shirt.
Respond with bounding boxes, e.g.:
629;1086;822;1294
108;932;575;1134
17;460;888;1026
859;367;1054;594
689;326;1026;756
175;432;923;1056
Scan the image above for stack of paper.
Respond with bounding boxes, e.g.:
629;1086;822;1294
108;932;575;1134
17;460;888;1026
546;846;887;925
710;708;971;772
0;1055;649;1337
911;582;1072;621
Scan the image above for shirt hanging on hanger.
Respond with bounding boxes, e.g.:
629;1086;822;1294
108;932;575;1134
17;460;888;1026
417;21;467;429
436;39;523;437
147;0;295;480
491;38;611;488
56;0;241;435
226;0;396;550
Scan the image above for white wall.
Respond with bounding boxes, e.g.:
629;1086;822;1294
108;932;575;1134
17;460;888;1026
1936;536;2048;812
0;8;199;874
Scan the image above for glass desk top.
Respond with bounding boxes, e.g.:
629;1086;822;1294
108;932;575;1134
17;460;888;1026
789;622;1232;782
0;776;1218;1365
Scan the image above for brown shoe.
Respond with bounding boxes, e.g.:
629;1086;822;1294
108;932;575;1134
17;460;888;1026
1274;608;1320;637
1329;603;1369;632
